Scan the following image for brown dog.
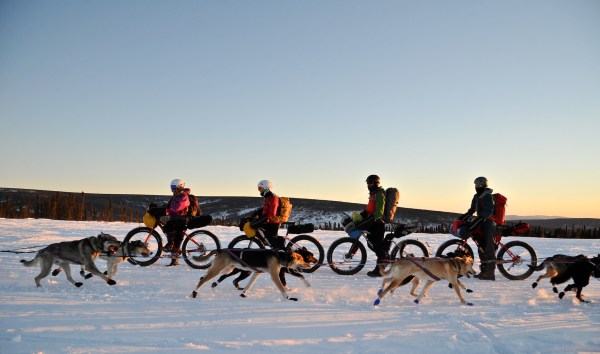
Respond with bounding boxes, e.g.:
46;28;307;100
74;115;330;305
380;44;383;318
374;256;476;306
191;248;309;301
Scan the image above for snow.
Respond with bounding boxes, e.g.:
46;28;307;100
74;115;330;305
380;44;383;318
1;218;599;354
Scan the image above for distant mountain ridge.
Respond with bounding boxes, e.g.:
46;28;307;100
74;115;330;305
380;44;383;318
1;188;599;230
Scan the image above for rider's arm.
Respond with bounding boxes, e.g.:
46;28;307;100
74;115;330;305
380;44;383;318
373;190;385;221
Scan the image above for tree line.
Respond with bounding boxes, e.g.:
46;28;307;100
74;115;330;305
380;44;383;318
0;192;140;222
1;193;598;239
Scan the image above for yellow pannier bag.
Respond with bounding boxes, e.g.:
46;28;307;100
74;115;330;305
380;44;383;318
243;222;256;238
143;212;156;228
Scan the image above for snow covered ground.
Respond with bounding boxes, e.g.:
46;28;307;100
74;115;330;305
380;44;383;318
1;218;599;354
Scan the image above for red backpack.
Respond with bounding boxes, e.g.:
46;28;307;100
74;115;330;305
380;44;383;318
490;193;507;225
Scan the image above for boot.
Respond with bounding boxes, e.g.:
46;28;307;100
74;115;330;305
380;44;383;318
166;250;180;267
162;242;173;252
474;263;495;280
367;264;382;278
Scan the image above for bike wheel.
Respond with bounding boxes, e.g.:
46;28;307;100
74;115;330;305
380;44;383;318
435;239;474;259
123;227;162;266
327;237;367;275
287;235;324;273
181;230;221;269
391;239;430;259
496;240;537;280
227;235;266;249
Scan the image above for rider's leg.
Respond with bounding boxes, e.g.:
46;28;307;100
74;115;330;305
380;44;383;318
476;220;496;280
367;221;387;277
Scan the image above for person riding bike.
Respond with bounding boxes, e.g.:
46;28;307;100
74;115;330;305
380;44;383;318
457;176;496;280
353;174;389;278
247;180;286;250
163;178;191;266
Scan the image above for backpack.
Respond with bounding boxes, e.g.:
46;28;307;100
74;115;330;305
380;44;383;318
490;193;507;225
187;194;201;217
383;187;400;223
271;196;292;223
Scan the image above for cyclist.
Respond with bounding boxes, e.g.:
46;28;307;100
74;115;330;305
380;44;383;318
357;174;389;278
458;176;496;280
163;178;191;266
247;180;286;250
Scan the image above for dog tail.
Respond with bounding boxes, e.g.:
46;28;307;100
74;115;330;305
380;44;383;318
20;253;40;267
192;250;217;263
528;258;546;271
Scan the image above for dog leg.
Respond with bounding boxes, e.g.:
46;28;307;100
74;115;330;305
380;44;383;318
409;277;421;297
374;278;403;306
82;261;115;285
60;263;84;287
35;260;55;288
192;263;233;298
414;280;435;304
233;270;252;290
267;267;297;301
240;273;262;298
450;280;472;306
52;268;62;277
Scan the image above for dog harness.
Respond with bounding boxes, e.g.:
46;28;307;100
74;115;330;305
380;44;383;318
224;249;264;274
407;258;441;281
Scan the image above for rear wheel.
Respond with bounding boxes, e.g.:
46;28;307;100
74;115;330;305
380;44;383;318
496;240;537;280
123;227;162;266
287;235;324;273
228;235;266;249
327;237;367;275
391;239;430;259
181;230;221;269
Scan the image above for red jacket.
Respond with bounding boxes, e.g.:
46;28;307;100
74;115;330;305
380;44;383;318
262;192;280;223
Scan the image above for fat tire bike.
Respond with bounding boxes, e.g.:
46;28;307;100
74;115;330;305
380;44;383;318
124;217;220;269
327;224;430;275
436;221;537;280
227;222;324;273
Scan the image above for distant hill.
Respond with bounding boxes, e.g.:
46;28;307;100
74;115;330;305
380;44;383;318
1;188;599;234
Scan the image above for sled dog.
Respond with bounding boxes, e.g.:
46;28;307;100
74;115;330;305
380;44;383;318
210;246;318;290
21;233;121;287
52;240;151;279
191;248;310;301
374;256;476;306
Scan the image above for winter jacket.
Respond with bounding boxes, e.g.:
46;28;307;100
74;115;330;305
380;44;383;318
167;188;191;218
466;188;494;220
365;187;386;220
261;191;280;224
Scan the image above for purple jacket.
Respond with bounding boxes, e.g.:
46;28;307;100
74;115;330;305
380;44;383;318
167;188;191;217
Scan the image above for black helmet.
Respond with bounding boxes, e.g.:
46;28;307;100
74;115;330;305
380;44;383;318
474;176;488;188
366;175;381;186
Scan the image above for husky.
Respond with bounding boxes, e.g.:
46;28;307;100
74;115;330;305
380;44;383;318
191;248;310;301
52;240;151;279
21;233;121;287
374;256;477;306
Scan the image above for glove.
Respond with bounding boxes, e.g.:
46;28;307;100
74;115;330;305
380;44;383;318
250;216;266;229
344;222;357;233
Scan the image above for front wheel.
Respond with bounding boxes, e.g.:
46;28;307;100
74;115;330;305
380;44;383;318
435;239;474;259
496;240;537;280
123;227;162;266
287;235;324;273
228;235;266;249
181;230;221;269
327;237;367;275
391;239;430;259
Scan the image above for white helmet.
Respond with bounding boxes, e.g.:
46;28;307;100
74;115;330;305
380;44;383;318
257;180;272;196
170;179;185;192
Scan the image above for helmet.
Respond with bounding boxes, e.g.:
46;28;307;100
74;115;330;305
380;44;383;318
170;179;185;192
257;180;272;196
474;176;488;188
366;175;381;186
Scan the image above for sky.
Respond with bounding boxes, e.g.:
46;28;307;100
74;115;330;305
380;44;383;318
1;1;599;218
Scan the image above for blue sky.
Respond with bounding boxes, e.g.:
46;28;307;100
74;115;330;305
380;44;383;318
1;1;599;218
